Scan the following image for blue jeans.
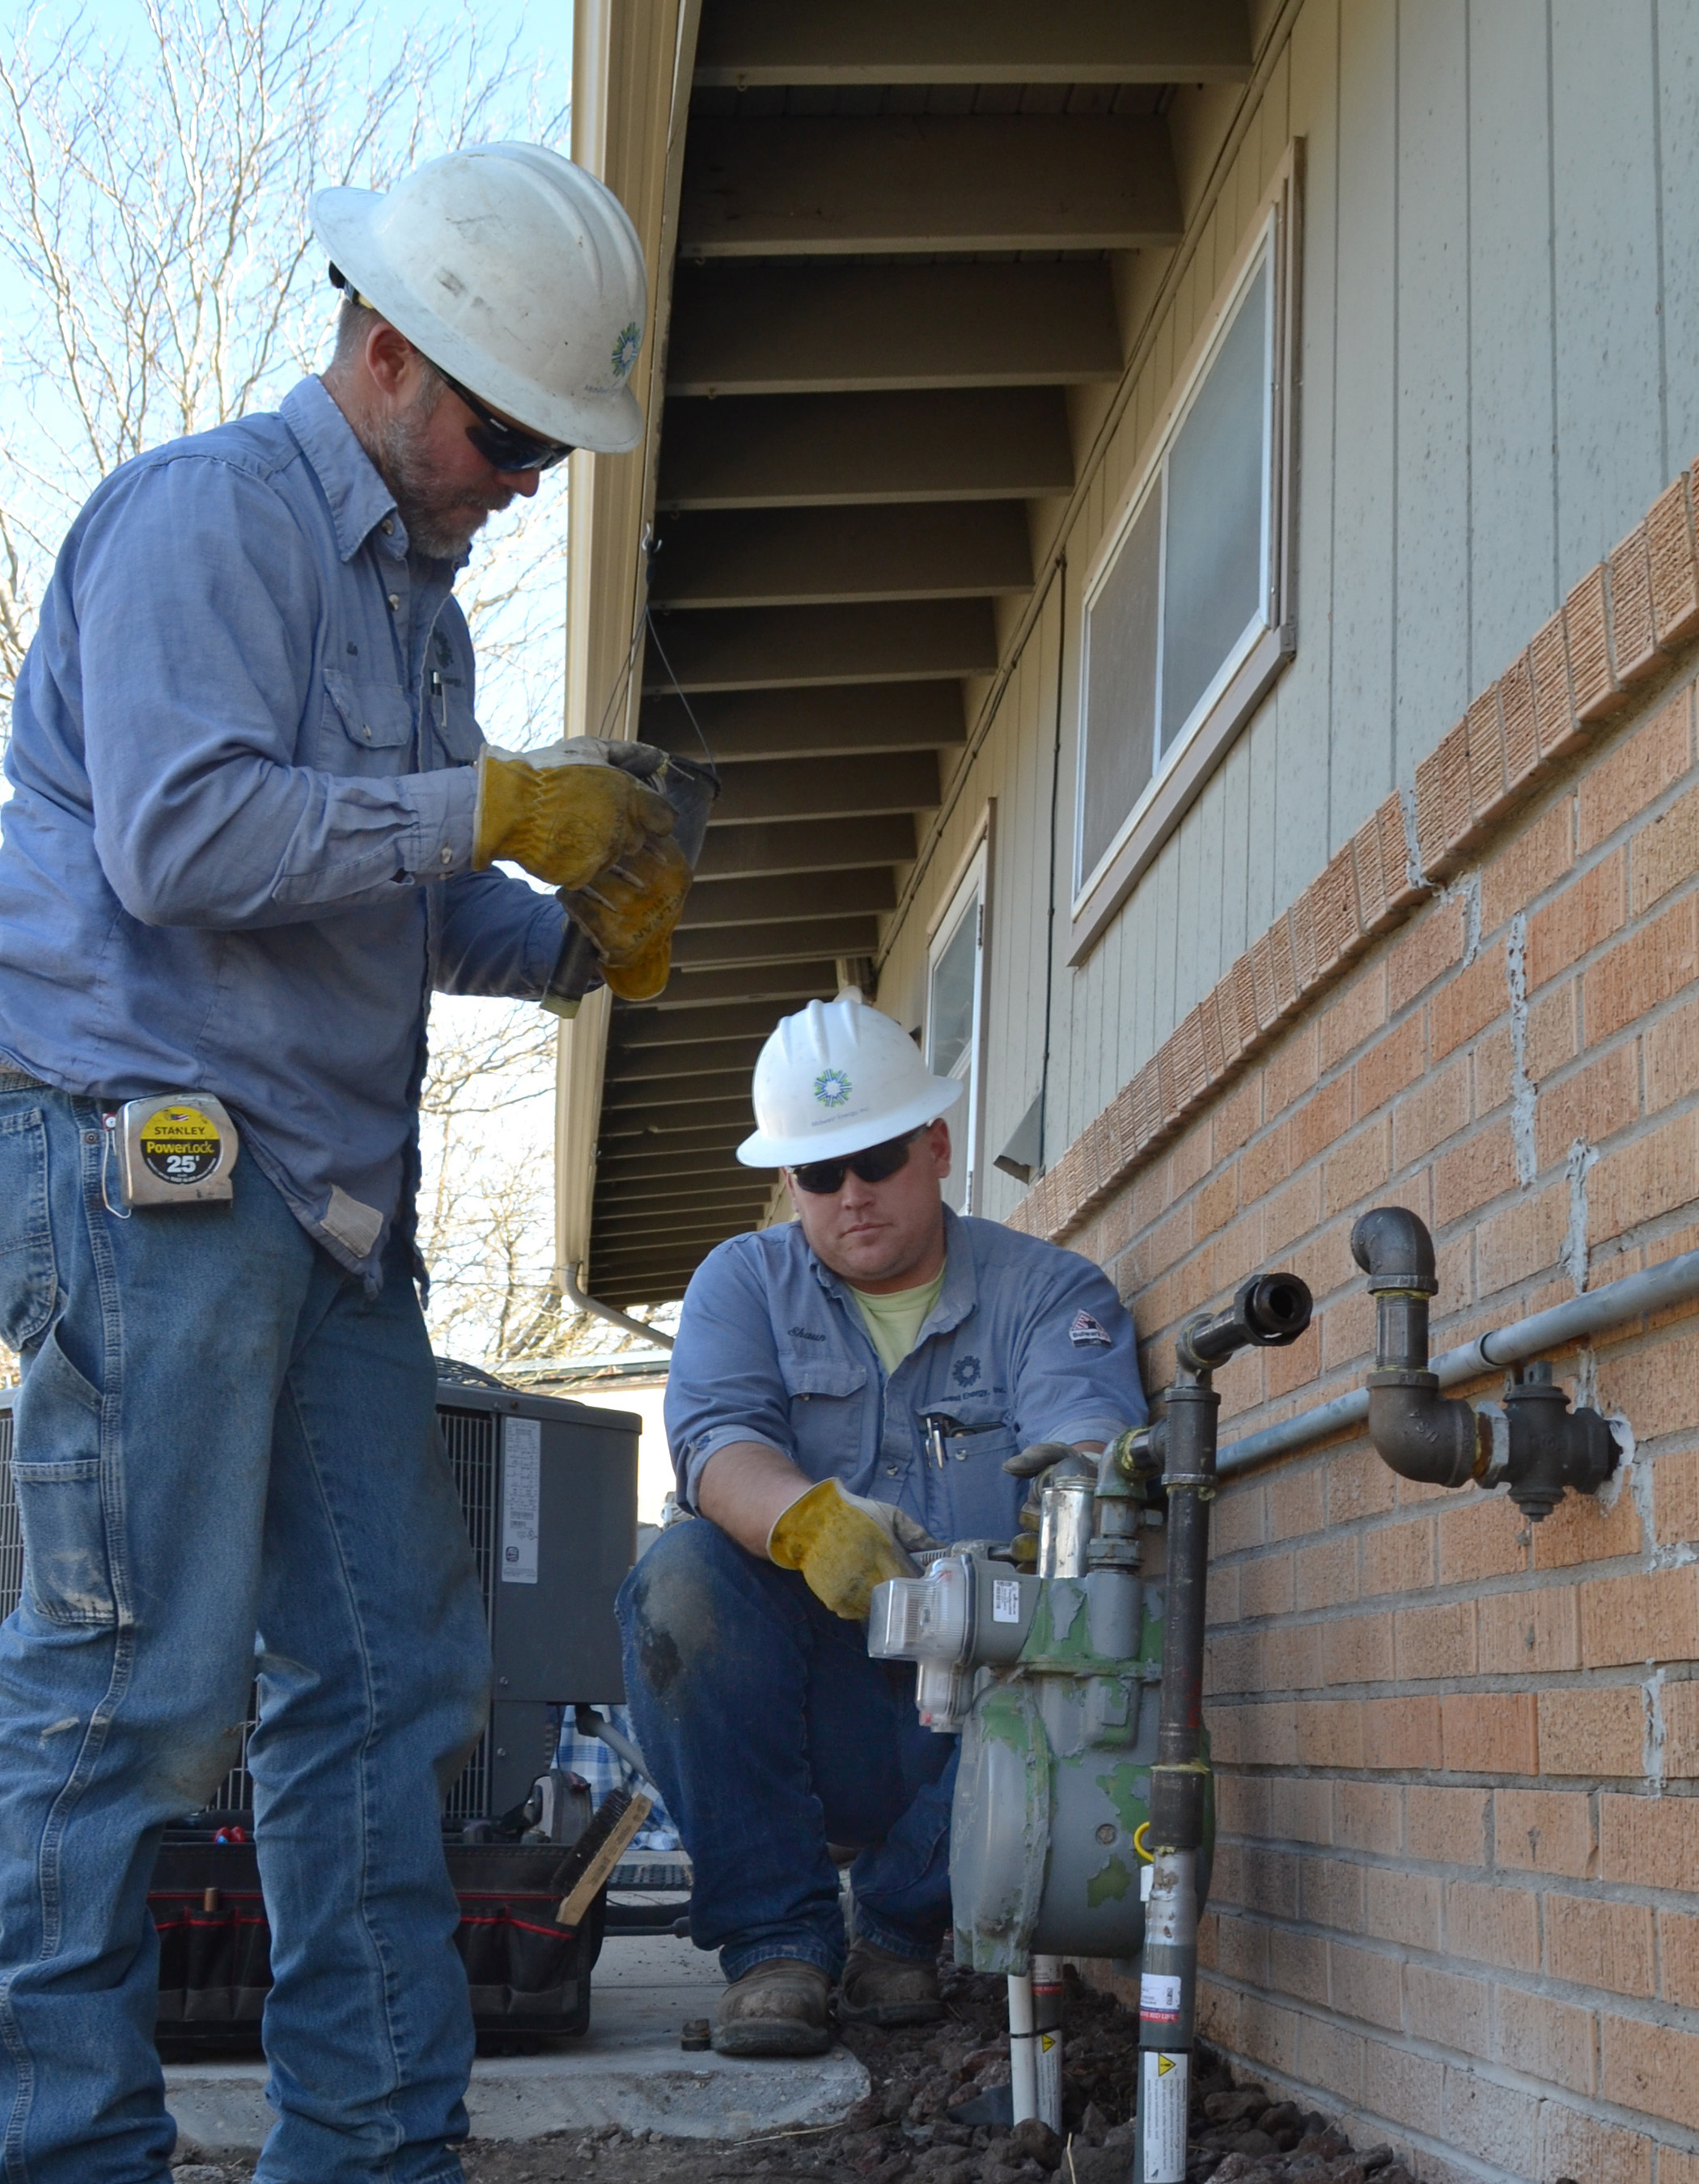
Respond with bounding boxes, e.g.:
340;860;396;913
0;1088;491;2184
616;1517;955;1982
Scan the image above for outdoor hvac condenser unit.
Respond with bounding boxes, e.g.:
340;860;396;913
0;1374;638;1824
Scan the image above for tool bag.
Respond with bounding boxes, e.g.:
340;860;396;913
150;1839;603;2046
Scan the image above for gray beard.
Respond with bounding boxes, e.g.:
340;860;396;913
369;378;508;563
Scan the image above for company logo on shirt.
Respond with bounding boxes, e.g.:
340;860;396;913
951;1354;981;1387
1069;1310;1112;1348
813;1067;853;1108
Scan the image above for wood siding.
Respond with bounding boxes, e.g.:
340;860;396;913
876;0;1699;1221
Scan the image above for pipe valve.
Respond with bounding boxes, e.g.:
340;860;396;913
1352;1207;1617;1519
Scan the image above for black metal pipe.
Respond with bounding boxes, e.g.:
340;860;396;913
1350;1209;1489;1491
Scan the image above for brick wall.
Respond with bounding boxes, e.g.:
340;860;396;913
1043;552;1699;2172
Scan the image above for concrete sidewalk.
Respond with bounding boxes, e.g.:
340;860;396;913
167;1932;870;2155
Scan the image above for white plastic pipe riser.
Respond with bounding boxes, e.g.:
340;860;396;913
1032;1953;1064;2132
1007;1972;1039;2125
1216;1241;1699;1478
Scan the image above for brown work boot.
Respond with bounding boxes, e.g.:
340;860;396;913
712;1957;832;2056
837;1939;944;2026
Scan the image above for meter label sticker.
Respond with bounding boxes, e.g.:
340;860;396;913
1141;1973;1182;2021
992;1577;1022;1623
1141;2051;1188;2183
502;1417;541;1584
139;1106;222;1185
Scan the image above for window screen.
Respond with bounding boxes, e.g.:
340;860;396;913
1078;239;1274;898
926;853;985;1214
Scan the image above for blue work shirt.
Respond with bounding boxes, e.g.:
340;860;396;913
0;377;565;1281
665;1209;1147;1543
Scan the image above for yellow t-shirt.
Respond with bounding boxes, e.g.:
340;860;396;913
850;1268;946;1378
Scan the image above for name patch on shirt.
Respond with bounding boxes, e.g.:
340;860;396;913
1069;1310;1112;1348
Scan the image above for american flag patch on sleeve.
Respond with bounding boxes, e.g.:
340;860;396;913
1069;1310;1112;1348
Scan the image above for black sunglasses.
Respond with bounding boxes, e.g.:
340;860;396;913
437;367;574;474
790;1128;922;1197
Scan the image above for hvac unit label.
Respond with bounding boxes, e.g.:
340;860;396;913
501;1416;541;1585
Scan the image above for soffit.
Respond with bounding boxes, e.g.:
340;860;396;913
587;0;1253;1308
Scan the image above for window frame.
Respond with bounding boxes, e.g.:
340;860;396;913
1068;145;1302;967
924;811;993;1215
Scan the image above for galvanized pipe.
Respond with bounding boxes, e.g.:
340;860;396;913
1217;1242;1699;1478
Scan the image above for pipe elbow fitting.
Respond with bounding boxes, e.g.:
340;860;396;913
1351;1207;1438;1293
1366;1374;1487;1491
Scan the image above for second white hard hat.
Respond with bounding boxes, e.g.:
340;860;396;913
738;997;964;1168
311;142;647;455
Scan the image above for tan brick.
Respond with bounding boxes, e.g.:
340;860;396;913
1443;1692;1538;1776
1391;1055;1469;1166
1297;2013;1365;2105
1289;1072;1354;1171
1530;608;1582;760
1632;778;1699;915
1495;1786;1595;1877
1481;794;1575;933
1473;1020;1515;1115
1527;849;1628;988
1494;1984;1596;2093
1322;1122;1391;1221
1650;473;1699;650
1646;991;1699;1115
1599;1791;1699;1888
1583;895;1699;1042
1332;1780;1400;1853
1267;1466;1324;1544
1319;968;1388;1074
1443;2062;1543;2173
1579;686;1695;849
1434;1120;1517;1225
1214;1909;1270;1985
1265;1318;1323;1400
1659;1908;1699;2006
1406;1783;1489;1864
1477;1183;1569;1297
1447;1878;1540;1970
1328;1446;1397;1525
1430;941;1509;1060
1268;1776;1331;1843
1364;1864;1442;1951
1362;1516;1435;1598
1263;1166;1321;1256
1355;1013;1426;1121
1539;1686;1645;1778
1527;977;1579;1078
1662;1679;1699;1776
1532;1459;1646;1564
1264;1022;1319;1120
1263;1620;1323;1691
1582;1568;1699;1666
1438;1494;1528;1585
1390;897;1467;1012
1300;1854;1364;1931
1328;1940;1401;2030
1659;2150;1699;2184
1589;1111;1699;1244
1545;1893;1655;1996
1362;2033;1448;2135
1192;1165;1239;1242
1294;1699;1364;1769
1655;1450;1699;1550
1212;1482;1267;1556
1539;2102;1653;2184
1239;1116;1292;1201
1403;1966;1489;2056
1601;2013;1699;2131
1239;1845;1299;1919
1240;1552;1294;1622
1395;1599;1477;1680
1362;1695;1443;1770
1267;1924;1328;2007
1321;1610;1394;1686
1535;1041;1641;1170
1295;1534;1358;1612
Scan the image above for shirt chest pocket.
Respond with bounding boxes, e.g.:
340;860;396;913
320;667;415;776
777;1351;867;1467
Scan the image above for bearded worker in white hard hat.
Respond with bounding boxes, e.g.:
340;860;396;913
618;997;1147;2057
0;146;687;2183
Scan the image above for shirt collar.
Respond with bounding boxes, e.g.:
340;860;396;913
281;376;403;565
807;1205;978;1340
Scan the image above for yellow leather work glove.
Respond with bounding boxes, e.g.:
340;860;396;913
767;1479;939;1621
472;741;675;891
559;829;693;1001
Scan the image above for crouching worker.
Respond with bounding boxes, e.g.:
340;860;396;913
617;997;1146;2057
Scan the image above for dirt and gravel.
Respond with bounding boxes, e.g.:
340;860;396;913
168;1958;1427;2184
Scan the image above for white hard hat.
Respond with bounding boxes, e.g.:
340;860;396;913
311;143;647;455
738;997;964;1167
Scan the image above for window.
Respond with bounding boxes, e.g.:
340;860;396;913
1071;153;1299;963
926;840;988;1214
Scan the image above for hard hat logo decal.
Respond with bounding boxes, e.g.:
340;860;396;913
611;321;641;382
813;1067;853;1109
